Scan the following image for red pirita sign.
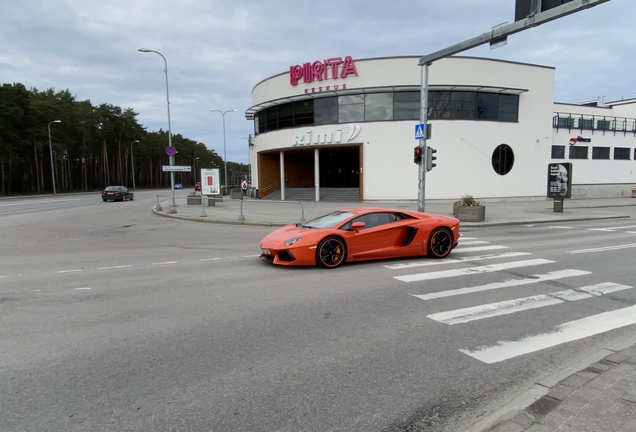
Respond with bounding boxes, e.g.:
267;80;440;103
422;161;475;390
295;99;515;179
289;56;358;86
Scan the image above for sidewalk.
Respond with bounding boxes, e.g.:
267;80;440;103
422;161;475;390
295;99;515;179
154;195;636;432
152;195;635;228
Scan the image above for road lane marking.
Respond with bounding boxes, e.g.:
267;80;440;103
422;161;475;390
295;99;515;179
384;252;532;270
457;240;490;246
452;245;509;253
151;261;178;265
395;259;554;283
0;198;82;207
586;225;636;231
97;265;132;270
411;269;590;300
243;254;261;258
569;243;636;254
427;283;632;325
56;269;82;273
200;258;223;261
73;287;92;290
460;305;636;364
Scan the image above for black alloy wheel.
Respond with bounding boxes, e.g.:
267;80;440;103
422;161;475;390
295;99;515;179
427;227;453;259
316;236;347;269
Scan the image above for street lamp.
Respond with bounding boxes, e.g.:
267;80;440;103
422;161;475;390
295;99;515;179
138;47;176;209
130;140;139;190
193;157;199;184
240;135;253;184
48;120;62;194
209;109;236;192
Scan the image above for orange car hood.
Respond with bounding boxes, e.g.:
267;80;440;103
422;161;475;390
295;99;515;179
262;224;320;243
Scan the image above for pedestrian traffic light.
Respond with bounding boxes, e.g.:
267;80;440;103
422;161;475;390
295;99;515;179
426;147;437;171
414;146;423;164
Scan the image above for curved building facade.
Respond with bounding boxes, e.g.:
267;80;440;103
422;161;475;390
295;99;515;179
246;56;636;201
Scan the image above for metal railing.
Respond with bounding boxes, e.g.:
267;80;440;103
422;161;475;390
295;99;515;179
553;112;636;135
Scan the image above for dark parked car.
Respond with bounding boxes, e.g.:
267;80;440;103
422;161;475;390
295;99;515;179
101;186;134;202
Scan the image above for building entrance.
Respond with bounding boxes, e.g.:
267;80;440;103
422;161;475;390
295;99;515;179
319;147;360;188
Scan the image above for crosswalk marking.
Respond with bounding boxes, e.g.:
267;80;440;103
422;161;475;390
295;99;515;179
411;269;590;300
569;243;636;254
456;240;490;246
460;305;636;364
384;252;532;270
452;245;508;253
395;259;554;283
586;225;636;232
426;283;632;325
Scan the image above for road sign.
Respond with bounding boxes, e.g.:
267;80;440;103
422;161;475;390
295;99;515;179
165;146;176;156
415;124;426;140
162;165;191;172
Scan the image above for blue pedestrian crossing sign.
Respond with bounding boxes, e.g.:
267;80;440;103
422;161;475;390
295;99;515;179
414;123;426;140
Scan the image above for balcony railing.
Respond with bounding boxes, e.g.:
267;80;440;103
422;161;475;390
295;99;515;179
553;112;636;135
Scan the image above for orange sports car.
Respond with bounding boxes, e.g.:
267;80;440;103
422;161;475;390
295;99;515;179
259;207;460;269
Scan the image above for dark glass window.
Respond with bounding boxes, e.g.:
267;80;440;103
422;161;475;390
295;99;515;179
278;103;294;129
592;147;610;159
314;97;338;125
365;93;393;121
394;92;420;120
428;91;451;119
579;118;593;130
569;146;588;159
597;119;612;130
338;95;364;122
450;92;476;120
293;100;313;127
492;144;514;175
556;117;574;128
614;147;631;160
265;107;278;132
551;145;565;159
477;93;499;120
498;95;519;122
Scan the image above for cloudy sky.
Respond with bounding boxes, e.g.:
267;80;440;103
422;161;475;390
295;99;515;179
2;0;632;163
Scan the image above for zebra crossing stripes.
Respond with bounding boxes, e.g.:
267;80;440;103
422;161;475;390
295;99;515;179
460;305;636;364
427;282;632;325
394;259;554;283
383;251;531;270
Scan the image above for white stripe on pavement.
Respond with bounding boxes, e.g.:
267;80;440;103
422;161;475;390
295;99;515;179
456;240;490;246
579;282;632;296
151;261;178;265
452;245;509;253
460;305;636;364
97;265;132;270
384;252;531;270
428;295;563;325
395;259;554;283
56;269;82;273
411;269;590;300
569;243;636;254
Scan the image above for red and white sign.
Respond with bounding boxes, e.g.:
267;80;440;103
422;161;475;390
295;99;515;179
569;137;577;146
289;56;358;86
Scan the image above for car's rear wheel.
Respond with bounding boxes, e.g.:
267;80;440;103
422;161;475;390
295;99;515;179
316;236;347;269
122;195;126;202
427;227;453;259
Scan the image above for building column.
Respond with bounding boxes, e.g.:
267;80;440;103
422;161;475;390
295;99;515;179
280;151;285;201
314;148;320;201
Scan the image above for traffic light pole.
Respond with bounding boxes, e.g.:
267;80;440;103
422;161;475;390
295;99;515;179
417;63;429;213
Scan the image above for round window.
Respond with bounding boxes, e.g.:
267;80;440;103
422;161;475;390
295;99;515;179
492;144;514;176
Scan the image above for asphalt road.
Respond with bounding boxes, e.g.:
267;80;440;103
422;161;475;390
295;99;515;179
1;191;635;431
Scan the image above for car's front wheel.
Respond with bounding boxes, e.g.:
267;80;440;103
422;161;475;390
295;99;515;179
316;236;347;269
427;227;453;259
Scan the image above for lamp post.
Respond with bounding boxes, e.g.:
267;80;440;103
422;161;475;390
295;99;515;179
138;47;176;210
240;135;253;184
130;140;139;190
210;109;236;193
48;120;62;194
193;157;199;184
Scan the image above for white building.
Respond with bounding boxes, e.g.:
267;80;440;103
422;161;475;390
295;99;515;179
245;55;636;201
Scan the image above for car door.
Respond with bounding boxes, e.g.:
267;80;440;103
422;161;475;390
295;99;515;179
341;212;405;260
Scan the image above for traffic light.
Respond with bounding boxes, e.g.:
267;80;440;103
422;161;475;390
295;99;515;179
426;147;437;171
414;146;423;164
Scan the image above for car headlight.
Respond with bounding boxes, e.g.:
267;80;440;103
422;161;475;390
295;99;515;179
285;237;304;246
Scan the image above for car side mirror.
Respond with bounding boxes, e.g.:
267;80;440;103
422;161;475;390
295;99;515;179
351;221;366;233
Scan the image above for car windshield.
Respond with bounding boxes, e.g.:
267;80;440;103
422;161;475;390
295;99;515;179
299;211;356;229
104;186;119;191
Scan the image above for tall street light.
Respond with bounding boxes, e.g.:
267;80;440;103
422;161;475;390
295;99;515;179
193;156;199;185
210;109;236;193
48;120;62;194
130;140;139;190
138;47;176;209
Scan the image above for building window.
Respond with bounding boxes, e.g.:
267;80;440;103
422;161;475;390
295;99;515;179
476;93;499;120
597;119;612;130
592;147;610;159
393;92;420;120
338;95;364;123
450;92;476;120
551;145;565;159
293;100;313;127
498;94;519;122
314;97;337;126
569;146;588;159
578;118;593;130
556;117;574;128
365;93;393;121
614;147;631;160
428;91;451;119
492;144;514;175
